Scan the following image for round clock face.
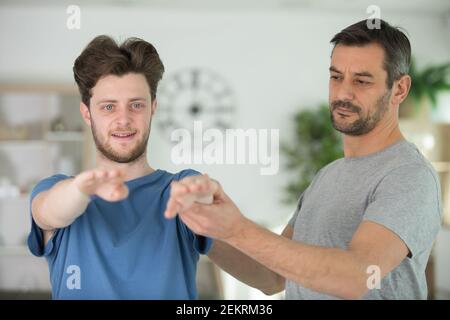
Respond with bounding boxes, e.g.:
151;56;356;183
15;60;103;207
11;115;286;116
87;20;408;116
156;68;236;135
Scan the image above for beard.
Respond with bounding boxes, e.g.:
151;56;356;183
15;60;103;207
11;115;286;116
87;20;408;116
90;117;151;164
330;90;391;136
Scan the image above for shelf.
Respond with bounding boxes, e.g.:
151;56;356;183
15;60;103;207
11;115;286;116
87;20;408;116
0;131;84;147
0;140;49;147
45;131;84;142
0;86;91;295
0;83;77;94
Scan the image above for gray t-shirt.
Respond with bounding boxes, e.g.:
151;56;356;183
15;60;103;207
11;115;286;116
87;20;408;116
286;140;442;299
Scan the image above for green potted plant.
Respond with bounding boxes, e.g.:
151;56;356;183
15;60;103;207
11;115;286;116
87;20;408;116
281;104;343;204
400;59;450;118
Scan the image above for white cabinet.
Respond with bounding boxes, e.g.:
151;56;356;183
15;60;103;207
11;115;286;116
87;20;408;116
0;85;93;295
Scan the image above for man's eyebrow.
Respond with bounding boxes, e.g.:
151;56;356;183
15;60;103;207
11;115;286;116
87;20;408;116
329;66;342;74
329;66;374;78
96;99;117;105
96;97;147;105
129;97;148;102
354;71;374;78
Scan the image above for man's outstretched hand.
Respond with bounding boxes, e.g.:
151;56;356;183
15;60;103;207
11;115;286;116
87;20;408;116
73;169;129;202
164;174;217;219
164;174;246;241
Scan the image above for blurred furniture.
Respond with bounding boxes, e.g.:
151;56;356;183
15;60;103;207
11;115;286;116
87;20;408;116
0;83;92;297
400;119;450;299
196;255;224;299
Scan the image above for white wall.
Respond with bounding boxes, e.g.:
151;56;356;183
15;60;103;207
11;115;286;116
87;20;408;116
1;2;449;299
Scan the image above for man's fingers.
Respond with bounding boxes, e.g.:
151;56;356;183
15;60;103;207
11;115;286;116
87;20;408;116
74;170;96;192
107;169;121;179
188;183;204;193
165;194;198;219
109;182;128;201
164;197;182;219
115;181;127;193
165;175;218;219
182;174;213;195
170;181;189;197
77;170;95;183
178;211;203;235
94;170;107;180
94;169;123;181
164;204;180;219
93;169;126;186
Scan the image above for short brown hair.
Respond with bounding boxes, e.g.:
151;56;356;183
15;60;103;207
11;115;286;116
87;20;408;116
73;35;164;106
330;19;411;88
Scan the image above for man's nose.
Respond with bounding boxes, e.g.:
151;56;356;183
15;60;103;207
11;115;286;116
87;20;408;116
334;79;355;102
114;106;132;127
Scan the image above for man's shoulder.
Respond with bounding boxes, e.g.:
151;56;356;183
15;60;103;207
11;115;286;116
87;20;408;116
169;168;201;181
37;173;72;185
381;141;439;182
31;173;72;200
317;158;345;176
381;161;440;192
143;169;201;191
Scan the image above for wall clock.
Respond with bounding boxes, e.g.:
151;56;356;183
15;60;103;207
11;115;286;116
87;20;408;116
157;68;236;136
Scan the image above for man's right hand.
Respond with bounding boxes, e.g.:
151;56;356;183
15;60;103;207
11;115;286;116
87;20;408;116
32;168;129;237
73;169;129;202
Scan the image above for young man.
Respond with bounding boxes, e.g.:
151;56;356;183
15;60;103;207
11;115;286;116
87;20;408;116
165;20;443;299
28;36;212;299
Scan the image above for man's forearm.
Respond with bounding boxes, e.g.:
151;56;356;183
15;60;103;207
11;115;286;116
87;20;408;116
225;218;369;299
36;179;91;229
208;240;285;295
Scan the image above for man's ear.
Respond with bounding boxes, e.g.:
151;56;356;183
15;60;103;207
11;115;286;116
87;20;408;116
79;102;92;127
151;99;158;116
391;74;411;107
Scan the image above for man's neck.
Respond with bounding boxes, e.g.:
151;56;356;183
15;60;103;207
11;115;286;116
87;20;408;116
95;153;155;181
343;120;405;158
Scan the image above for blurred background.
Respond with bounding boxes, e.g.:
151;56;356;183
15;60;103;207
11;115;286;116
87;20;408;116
0;0;449;299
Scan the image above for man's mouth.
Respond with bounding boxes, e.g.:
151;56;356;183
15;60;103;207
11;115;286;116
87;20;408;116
111;131;137;141
335;107;356;117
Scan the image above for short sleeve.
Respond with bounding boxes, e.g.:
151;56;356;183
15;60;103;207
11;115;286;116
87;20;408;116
288;193;304;227
363;164;442;258
173;169;214;255
288;166;328;228
27;174;70;257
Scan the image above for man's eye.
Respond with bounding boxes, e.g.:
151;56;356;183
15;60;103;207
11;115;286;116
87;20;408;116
356;80;370;85
104;104;113;111
132;103;143;109
330;75;341;80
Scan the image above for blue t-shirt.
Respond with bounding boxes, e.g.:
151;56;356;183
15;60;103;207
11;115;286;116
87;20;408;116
27;169;213;300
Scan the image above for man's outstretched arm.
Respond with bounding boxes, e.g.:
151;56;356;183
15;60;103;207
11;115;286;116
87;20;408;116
164;174;409;299
207;226;292;295
164;174;289;295
32;169;129;244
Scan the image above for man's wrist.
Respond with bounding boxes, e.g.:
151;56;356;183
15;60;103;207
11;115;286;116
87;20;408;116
72;180;91;203
224;216;253;246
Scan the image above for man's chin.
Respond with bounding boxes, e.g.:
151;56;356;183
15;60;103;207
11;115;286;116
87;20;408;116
332;119;353;131
333;124;371;136
332;121;360;135
96;144;142;163
105;152;143;163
